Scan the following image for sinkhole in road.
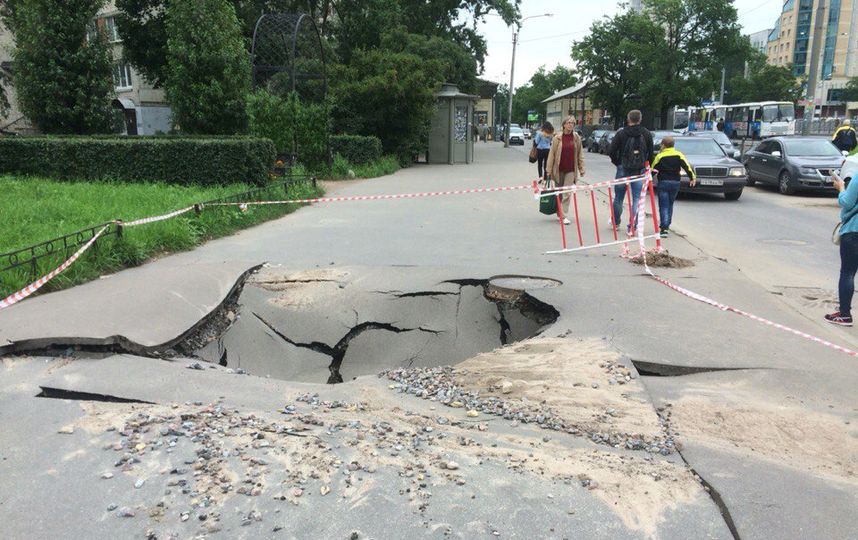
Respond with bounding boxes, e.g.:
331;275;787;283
178;271;560;384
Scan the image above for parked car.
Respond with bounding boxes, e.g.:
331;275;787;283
652;130;688;149
670;136;747;200
508;126;526;146
696;131;740;159
743;136;845;195
598;131;617;154
586;130;609;153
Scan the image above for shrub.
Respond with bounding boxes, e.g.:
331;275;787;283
247;90;329;168
0;136;275;185
330;134;383;165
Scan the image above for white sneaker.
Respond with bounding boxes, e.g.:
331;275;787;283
563;218;571;225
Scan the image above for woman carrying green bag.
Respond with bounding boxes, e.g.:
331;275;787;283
546;116;586;225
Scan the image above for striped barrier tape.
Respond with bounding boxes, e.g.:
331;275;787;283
121;206;196;227
0;225;110;310
533;172;650;199
631;171;858;358
207;184;535;207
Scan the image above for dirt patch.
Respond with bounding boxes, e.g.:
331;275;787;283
454;338;664;441
629;251;694;268
670;397;858;483
250;267;351;309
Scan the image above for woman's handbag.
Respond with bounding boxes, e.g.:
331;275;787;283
528;141;538;163
539;178;558;215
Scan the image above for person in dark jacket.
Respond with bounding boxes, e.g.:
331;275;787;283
607;110;654;232
651;136;696;237
832;119;858;154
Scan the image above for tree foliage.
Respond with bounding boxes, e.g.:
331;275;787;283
330;49;442;162
4;0;115;134
727;51;804;104
572;11;662;126
511;65;577;125
165;0;251;134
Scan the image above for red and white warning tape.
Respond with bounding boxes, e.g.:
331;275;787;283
207;184;534;207
0;225;111;310
121;206;196;227
631;173;858;358
534;172;649;199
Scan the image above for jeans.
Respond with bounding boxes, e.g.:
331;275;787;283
536;148;550;179
839;232;858;315
612;167;643;226
656;179;681;229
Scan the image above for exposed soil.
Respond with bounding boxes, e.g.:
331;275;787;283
629;251;695;268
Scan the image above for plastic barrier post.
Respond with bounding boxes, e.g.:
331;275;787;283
626;187;634;235
647;173;662;251
607;186;618;241
556;194;567;250
590;191;601;245
572;192;584;247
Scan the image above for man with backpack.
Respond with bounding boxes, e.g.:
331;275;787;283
832;119;858;154
608;110;654;232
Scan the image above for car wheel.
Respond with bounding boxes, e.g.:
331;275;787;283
778;170;796;195
724;189;742;201
745;172;756;187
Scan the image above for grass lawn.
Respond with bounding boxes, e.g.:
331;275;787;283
0;176;321;298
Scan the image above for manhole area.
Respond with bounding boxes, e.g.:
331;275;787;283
177;273;559;385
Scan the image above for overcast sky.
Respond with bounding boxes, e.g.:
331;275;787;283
479;0;784;90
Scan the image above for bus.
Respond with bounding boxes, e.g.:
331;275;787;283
681;106;717;133
709;102;795;139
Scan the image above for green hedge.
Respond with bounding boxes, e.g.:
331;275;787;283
0;136;276;185
331;134;383;165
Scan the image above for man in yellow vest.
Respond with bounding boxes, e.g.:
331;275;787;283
832;119;858;154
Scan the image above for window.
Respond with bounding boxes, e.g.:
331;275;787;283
86;21;98;43
756;141;773;154
104;16;120;42
829;88;845;103
113;63;132;89
821;0;841;80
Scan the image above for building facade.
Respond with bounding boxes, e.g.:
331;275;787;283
542;83;606;128
748;28;773;54
766;0;858;116
474;79;498;140
0;2;171;134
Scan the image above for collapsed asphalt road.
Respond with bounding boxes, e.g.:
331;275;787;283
1;144;857;539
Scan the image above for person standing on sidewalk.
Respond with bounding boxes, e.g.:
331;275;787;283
546;116;586;225
832;119;858;154
825;173;858;326
607;110;653;233
651;136;696;238
534;121;554;181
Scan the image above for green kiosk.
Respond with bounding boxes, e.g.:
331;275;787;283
428;83;478;164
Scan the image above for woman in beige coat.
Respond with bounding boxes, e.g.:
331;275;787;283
546;116;586;224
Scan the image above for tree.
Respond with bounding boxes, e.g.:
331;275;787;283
3;0;115;134
843;77;858;102
642;0;746;122
511;65;577;125
572;11;662;127
165;0;251;134
330;49;442;162
728;64;804;104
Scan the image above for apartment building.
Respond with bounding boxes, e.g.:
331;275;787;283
0;2;171;134
766;0;858;116
748;28;773;54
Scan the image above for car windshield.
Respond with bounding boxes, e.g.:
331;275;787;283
673;138;725;157
782;139;841;157
700;132;731;145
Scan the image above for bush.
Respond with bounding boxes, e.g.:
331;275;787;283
247;90;329;168
0;136;275;185
330;134;383;165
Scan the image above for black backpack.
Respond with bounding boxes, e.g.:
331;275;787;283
843;129;857;150
621;131;647;170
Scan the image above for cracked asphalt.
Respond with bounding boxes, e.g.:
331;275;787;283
1;143;856;540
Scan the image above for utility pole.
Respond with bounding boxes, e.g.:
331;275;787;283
505;29;518;149
719;67;726;104
803;0;827;134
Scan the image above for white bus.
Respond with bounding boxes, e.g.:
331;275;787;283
709;102;795;139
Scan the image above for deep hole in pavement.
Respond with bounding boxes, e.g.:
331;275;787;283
631;360;759;377
178;275;560;384
36;386;154;404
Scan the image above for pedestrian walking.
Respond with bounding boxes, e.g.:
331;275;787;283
607;109;653;232
534;122;554;181
546;116;586;225
651;136;696;238
832;119;858;154
825;173;858;326
716;118;725;132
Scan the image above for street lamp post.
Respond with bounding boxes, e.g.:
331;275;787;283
504;13;553;149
